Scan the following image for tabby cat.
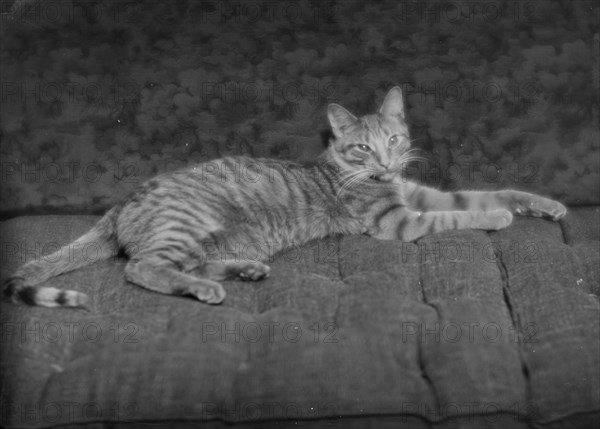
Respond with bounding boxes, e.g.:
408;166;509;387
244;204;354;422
4;87;566;308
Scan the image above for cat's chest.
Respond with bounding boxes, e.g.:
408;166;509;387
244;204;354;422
304;201;368;237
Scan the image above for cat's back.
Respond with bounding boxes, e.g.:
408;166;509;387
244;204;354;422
116;156;320;225
160;155;304;189
121;156;297;199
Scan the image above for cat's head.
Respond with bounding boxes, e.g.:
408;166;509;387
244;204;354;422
326;87;416;182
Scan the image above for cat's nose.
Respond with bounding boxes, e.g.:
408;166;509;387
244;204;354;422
379;154;391;168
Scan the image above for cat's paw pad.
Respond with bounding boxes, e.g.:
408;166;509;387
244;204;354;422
190;282;226;304
238;262;270;281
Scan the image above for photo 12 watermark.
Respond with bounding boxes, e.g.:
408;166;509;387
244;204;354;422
1;321;141;344
397;240;547;264
398;400;540;423
200;321;338;344
198;400;340;421
401;160;542;186
0;79;141;105
0;401;139;426
399;321;538;344
0;237;553;270
0;158;545;189
394;1;540;24
0;160;140;184
0;79;337;106
1;1;144;25
0;237;339;267
399;80;541;105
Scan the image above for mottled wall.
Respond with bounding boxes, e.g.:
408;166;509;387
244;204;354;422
1;0;598;215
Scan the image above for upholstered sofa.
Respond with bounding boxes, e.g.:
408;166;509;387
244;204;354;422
1;207;599;428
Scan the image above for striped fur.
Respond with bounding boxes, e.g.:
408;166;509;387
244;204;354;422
3;87;567;308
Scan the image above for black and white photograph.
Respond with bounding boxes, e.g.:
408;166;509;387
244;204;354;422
1;0;599;428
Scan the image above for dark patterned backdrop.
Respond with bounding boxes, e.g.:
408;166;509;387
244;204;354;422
1;0;598;215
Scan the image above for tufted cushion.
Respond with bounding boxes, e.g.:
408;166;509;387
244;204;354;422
1;208;599;428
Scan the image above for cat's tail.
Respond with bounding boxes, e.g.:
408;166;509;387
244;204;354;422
3;207;120;309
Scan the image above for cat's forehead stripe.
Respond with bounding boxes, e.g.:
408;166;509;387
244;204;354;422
358;115;398;144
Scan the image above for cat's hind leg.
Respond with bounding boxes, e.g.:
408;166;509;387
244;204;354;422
202;260;271;281
196;232;271;281
124;258;226;304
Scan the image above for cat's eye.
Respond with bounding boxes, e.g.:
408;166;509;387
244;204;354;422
389;135;398;145
356;144;372;152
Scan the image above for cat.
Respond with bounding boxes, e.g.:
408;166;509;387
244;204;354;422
3;87;567;309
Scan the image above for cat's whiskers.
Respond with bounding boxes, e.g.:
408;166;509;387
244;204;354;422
335;168;375;198
335;170;365;193
336;168;368;186
397;148;427;171
399;156;426;165
399;148;426;160
338;176;367;198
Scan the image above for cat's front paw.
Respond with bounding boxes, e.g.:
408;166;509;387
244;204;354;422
516;198;567;221
543;200;567;220
190;281;226;304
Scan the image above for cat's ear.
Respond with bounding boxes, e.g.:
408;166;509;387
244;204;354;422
378;86;405;120
327;104;358;139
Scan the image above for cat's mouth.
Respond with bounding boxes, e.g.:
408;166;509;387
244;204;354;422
371;172;395;182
